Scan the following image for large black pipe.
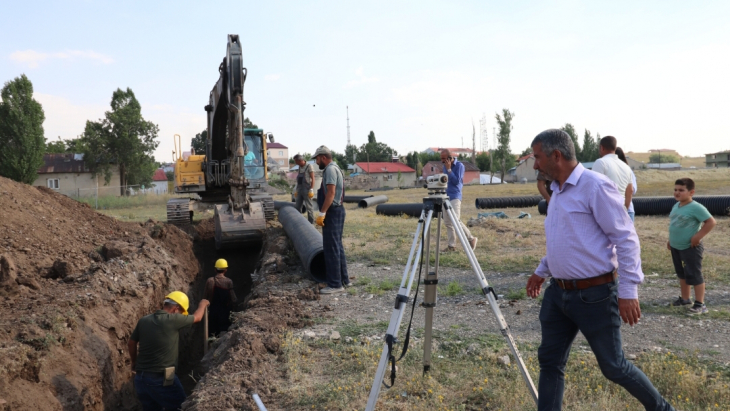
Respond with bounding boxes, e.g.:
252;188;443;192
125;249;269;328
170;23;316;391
376;203;423;218
358;195;388;208
344;195;373;203
476;196;544;209
274;200;296;210
538;196;730;216
538;199;547;215
277;206;326;282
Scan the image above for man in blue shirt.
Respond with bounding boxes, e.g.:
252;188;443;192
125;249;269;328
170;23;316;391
441;149;477;252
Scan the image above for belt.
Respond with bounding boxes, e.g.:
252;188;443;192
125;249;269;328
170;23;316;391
137;371;165;378
552;271;616;290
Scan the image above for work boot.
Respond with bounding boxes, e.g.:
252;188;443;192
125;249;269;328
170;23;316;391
441;246;457;253
469;237;478;250
320;286;345;294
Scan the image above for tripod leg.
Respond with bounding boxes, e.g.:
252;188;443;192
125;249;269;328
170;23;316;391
443;201;539;405
366;209;433;411
422;209;440;373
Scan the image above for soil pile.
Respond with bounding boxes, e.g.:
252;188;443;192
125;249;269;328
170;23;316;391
0;177;199;410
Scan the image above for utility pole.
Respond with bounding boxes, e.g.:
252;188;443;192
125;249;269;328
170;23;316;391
347;106;355;164
472;120;476;165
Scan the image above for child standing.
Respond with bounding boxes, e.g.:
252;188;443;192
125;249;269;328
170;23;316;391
667;178;716;315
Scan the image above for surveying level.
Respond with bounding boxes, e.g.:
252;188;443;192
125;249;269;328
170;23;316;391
365;174;538;410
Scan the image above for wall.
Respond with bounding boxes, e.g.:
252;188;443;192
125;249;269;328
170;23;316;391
370;172;417;188
267;148;289;167
34;168;123;197
508;157;538;182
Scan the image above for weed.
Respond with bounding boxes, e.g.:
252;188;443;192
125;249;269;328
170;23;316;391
506;288;527;300
440;280;465;296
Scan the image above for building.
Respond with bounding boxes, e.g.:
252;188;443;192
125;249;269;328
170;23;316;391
149;169;169;194
33;153;121;197
423;147;482;157
352;162;416;188
625;156;645;170
646;163;681;170
705;151;730;168
266;142;289;168
507;154;538;183
421;160;480;185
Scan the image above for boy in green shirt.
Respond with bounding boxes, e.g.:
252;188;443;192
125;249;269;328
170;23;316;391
667;178;716;315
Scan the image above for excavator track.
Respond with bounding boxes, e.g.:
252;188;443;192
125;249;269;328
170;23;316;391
167;198;193;226
251;194;275;221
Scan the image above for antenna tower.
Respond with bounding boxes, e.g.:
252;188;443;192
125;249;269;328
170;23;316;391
479;113;488;151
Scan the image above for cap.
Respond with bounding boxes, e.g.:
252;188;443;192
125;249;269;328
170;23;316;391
311;145;331;159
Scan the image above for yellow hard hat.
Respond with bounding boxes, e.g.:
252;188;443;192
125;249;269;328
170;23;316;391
214;259;228;270
165;291;190;315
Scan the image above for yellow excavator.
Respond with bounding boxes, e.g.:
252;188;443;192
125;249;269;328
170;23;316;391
167;34;275;249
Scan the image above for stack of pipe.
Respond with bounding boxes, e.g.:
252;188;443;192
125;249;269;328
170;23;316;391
475;196;544;209
344;195;373;204
537;196;730;216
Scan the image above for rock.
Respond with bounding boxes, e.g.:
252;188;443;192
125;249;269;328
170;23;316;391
628;354;637;360
46;260;71;279
466;343;481;355
515;310;521;315
88;250;104;262
0;254;19;293
303;331;316;340
330;331;341;341
498;355;511;366
345;336;353;343
15;276;41;290
102;241;133;260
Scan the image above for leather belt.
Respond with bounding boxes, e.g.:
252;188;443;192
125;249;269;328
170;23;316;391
552;271;617;290
137;371;165;378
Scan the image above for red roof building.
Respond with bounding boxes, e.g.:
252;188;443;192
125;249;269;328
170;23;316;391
353;162;417;188
152;169;168;181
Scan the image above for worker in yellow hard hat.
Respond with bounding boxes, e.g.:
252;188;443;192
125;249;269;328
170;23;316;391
127;291;209;410
205;258;237;336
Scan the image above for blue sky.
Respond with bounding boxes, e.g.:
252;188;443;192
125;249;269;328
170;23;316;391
3;0;729;162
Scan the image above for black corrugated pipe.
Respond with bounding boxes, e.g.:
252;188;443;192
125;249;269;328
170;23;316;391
375;203;423;217
277;206;326;282
274;200;296;210
634;196;730;216
344;195;373;203
538;199;547;215
475;196;544;209
358;195;389;208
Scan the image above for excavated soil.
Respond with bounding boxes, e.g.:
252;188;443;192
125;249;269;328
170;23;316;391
0;176;199;410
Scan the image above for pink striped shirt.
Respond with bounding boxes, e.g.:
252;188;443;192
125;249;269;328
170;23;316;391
535;164;644;299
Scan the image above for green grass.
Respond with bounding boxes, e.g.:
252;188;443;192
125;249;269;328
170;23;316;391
506;288;527;300
439;280;465;296
364;279;400;296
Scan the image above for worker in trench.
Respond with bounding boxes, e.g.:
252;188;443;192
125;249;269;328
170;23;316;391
128;291;209;411
205;258;237;336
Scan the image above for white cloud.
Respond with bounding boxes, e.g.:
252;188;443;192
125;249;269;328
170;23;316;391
344;66;379;88
264;74;280;81
10;49;114;68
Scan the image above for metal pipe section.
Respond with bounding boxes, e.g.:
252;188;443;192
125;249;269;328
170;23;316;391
252;394;268;411
376;203;423;217
277;206;326;283
475;196;544;209
344;195;373;203
358;195;389;208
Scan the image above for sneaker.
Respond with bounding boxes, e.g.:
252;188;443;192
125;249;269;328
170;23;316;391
442;246;457;253
342;281;352;288
687;304;708;315
320;286;345;294
671;296;692;307
469;237;478;250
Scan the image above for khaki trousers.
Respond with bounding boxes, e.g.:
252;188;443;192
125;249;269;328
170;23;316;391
443;199;474;248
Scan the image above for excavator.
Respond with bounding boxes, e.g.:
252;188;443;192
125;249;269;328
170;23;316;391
167;34;275;249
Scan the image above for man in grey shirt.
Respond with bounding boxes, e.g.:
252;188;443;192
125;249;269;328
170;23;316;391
293;154;316;223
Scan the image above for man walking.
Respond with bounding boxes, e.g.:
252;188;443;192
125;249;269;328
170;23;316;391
525;129;674;411
591;136;634;211
312;146;349;294
128;291;210;411
440;149;477;252
293;154;316;223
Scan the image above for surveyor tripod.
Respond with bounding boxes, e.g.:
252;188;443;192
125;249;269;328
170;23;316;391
365;189;538;410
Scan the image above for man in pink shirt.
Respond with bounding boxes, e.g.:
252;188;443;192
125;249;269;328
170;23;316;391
525;129;674;411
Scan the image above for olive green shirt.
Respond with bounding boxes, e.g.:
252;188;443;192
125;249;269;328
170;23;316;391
130;310;194;372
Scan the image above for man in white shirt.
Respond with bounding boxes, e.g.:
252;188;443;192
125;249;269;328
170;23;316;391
591;136;634;210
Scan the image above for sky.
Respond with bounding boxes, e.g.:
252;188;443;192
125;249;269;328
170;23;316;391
2;0;730;163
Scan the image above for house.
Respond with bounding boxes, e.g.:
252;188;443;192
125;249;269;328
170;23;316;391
266;142;289;167
422;160;480;185
352;162;416;188
33;153;121;197
507;154;537;183
625;156;645;170
423;147;482;157
705;151;730;168
149;169;169;194
646;163;681;170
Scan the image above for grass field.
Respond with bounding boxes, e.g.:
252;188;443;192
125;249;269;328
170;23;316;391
625;151;707;169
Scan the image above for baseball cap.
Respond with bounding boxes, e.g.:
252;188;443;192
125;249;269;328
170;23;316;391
311;145;331;159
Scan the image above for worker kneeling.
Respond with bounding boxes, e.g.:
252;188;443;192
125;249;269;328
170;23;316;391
205;258;237;336
128;291;209;411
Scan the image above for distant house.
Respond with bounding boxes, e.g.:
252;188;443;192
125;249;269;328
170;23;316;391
422;160;480;185
33;153;121;198
353;162;416;188
423;147;483;157
267;142;289;167
149;169;168;194
705;151;730;168
507;154;537;183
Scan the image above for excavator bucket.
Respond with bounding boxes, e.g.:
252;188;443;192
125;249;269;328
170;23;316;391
214;203;266;250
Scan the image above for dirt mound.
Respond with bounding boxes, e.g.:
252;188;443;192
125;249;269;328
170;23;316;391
0;177;199;410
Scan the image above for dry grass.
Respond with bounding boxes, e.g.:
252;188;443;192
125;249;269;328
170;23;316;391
277;332;730;410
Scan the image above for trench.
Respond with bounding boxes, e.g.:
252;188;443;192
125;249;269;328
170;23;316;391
176;224;263;394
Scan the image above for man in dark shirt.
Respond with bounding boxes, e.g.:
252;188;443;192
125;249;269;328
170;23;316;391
128;291;209;411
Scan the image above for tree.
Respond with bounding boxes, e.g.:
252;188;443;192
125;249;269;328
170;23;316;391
580;129;599;162
46;137;67;153
475;151;491;172
367;131;376;144
649;153;679;164
243;117;258;129
330;150;349;171
494;109;515;181
519;147;533;158
355;131;398;162
560;123;582;161
191;130;207;154
0;74;46;184
80;88;159;194
165;170;175;181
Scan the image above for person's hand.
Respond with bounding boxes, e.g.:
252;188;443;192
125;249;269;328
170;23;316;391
315;212;326;227
690;235;701;248
200;299;210;308
666;241;671;251
618;298;641;326
308;189;314;199
526;274;546;299
441;157;452;171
